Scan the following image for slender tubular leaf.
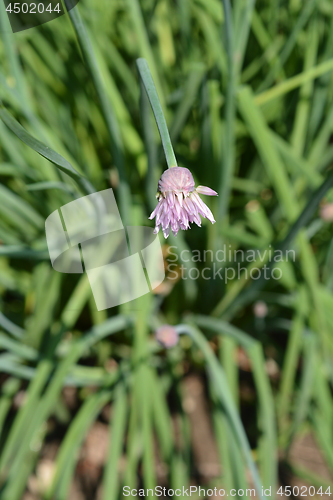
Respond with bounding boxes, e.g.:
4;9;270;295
188;314;255;348
218;0;236;223
257;0;317;92
311;409;333;471
0;359;53;474
255;58;333;106
234;0;256;74
0;317;130;497
247;343;277;491
47;389;113;500
102;382;128;500
63;0;130;221
278;306;304;440
25;181;77;194
140;78;160;211
286;333;317;456
238;86;297;221
126;0;165;106
0;102;93;194
0;312;24;340
150;370;173;462
290;19;318;156
141;366;157;489
0;378;21;442
288;463;333;491
0;333;37;361
170;64;205;144
213;161;333;319
220;337;238;405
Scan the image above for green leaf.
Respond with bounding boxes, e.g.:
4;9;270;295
0;102;93;194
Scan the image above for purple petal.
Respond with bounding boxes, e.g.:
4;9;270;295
193;213;202;226
196;185;218;196
180;208;189;227
176;192;183;207
184;196;198;216
174;197;182;219
167;191;175;207
191;192;216;223
171;218;179;234
155;204;165;225
149;199;163;220
163;225;170;238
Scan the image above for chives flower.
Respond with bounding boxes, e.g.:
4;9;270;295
253;301;268;318
149;166;218;238
155;325;179;348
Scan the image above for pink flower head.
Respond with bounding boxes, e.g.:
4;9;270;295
155;325;179;348
320;203;333;222
149;166;218;238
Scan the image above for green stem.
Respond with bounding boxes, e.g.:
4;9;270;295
215;167;333;319
137;58;177;169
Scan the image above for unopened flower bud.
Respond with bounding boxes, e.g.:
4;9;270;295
155;325;179;348
253;301;268;318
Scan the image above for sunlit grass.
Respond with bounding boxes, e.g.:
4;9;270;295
0;0;333;498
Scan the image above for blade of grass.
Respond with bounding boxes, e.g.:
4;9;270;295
170;63;205;144
47;389;113;500
213;132;333;319
62;0;130;222
0;359;53;475
247;343;277;491
234;0;256;75
140;366;157;490
285;333;317;456
255;58;333;106
220;337;239;406
139;77;159;211
0;378;21;443
290;19;318;156
125;0;165;108
218;0;236;224
0;333;37;361
102;382;128;500
0;312;24;340
150;370;173;462
257;0;317;92
0;316;130;495
238;86;297;221
277;293;305;440
0;102;93;194
188;314;256;349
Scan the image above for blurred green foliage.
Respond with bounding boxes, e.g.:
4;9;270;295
0;0;333;498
